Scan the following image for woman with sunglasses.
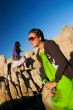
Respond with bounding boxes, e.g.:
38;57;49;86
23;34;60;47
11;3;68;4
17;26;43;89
28;28;73;110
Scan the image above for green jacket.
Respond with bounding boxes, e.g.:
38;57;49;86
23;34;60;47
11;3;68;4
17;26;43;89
36;40;73;83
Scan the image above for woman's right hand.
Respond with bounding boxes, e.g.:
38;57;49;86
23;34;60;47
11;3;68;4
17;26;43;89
45;81;57;90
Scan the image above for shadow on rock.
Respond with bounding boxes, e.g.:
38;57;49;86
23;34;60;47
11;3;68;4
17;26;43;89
0;94;46;110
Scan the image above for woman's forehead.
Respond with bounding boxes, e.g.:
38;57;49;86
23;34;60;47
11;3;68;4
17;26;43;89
29;32;36;37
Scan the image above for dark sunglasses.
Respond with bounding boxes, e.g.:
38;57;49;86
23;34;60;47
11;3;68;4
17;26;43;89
28;36;38;41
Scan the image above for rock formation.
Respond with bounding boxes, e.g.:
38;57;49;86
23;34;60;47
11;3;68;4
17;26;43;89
0;53;44;110
55;24;73;68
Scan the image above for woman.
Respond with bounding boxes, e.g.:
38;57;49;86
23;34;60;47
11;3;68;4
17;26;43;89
13;41;23;60
12;41;26;70
28;28;73;110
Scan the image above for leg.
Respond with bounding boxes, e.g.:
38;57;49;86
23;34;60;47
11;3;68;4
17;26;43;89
42;86;54;110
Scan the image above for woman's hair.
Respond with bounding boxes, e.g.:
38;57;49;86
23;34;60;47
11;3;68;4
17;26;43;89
29;28;45;41
15;41;21;47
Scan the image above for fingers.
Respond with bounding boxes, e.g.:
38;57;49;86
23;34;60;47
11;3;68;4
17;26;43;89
50;89;56;95
45;82;57;90
45;83;52;89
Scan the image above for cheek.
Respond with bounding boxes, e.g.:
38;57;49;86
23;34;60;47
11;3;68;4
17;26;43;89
34;40;39;45
35;39;40;44
30;39;40;46
31;41;38;47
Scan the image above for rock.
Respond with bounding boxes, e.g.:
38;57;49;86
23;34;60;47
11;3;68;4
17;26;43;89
55;24;73;67
31;69;42;89
0;55;9;104
7;58;13;64
0;55;8;78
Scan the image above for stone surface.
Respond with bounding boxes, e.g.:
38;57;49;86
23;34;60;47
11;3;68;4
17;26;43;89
55;24;73;61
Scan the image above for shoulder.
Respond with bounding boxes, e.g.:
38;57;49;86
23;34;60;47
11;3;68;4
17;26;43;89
44;39;58;47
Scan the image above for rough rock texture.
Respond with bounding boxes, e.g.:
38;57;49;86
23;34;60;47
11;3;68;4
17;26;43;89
55;24;73;67
0;54;44;110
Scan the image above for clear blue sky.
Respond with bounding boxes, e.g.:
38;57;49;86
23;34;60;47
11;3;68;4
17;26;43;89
0;0;73;59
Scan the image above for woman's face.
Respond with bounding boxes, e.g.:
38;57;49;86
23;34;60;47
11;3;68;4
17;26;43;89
28;32;41;47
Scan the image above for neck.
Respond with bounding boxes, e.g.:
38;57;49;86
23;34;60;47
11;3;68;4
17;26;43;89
38;41;44;49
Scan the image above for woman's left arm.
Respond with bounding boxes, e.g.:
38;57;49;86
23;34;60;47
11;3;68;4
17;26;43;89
48;41;68;83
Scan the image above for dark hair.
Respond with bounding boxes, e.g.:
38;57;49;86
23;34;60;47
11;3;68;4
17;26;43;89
29;28;45;41
15;41;21;47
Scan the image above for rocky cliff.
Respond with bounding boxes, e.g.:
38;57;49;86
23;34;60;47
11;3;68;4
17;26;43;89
0;53;45;110
55;24;73;67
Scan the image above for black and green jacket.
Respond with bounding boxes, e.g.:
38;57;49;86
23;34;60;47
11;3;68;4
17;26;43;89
36;40;73;83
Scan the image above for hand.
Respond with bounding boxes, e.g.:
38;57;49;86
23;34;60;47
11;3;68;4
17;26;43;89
45;81;57;90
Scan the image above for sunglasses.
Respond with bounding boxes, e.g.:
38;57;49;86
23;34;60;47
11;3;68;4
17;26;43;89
28;36;38;41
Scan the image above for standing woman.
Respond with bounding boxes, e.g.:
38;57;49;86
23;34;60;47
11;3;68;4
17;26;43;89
28;28;73;110
12;41;25;70
13;41;23;60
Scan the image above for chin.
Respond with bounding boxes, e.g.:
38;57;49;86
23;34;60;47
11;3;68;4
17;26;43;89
31;44;37;47
33;45;37;47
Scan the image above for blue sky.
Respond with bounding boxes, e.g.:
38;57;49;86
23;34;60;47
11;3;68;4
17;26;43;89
0;0;73;59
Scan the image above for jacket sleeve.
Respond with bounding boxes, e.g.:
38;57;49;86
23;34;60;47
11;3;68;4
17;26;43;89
46;40;68;83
